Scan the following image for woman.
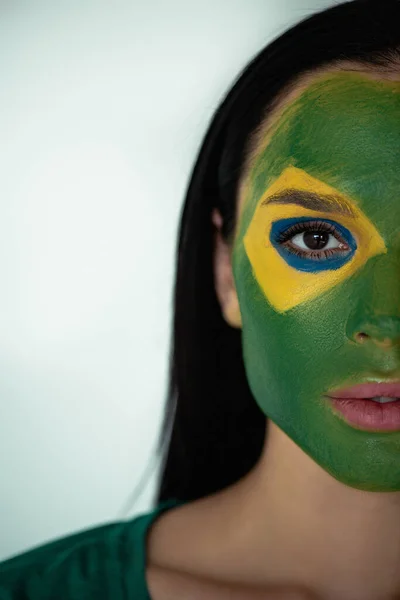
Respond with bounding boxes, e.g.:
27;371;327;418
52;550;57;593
2;0;400;598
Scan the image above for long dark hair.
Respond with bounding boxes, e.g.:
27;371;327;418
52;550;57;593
152;0;400;505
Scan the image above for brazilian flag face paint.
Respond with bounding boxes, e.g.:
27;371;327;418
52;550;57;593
232;72;400;491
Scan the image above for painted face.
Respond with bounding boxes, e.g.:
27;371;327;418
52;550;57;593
232;71;400;491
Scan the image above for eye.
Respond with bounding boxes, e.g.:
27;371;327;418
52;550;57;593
270;218;357;273
288;228;347;253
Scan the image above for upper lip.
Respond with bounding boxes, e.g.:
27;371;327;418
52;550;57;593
326;381;400;399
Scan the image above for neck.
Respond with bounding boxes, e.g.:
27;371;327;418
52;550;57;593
222;421;400;600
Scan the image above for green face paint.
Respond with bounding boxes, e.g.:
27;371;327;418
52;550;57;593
232;72;400;491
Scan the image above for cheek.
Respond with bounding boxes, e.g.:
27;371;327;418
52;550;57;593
236;258;351;410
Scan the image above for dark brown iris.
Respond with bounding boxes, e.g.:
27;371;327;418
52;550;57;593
303;231;329;250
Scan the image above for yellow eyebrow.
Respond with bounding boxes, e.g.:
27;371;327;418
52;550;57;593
261;188;356;218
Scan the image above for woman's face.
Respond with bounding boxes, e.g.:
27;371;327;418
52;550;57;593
231;70;400;491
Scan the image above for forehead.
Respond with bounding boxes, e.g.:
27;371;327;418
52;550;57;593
239;70;400;230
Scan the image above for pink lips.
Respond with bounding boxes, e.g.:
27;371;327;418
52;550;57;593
326;381;400;432
328;381;400;400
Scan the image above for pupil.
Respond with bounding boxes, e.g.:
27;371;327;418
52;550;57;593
303;231;329;250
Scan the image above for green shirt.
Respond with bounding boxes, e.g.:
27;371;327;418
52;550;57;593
0;497;183;599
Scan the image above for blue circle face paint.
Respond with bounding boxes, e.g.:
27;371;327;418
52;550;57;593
269;217;357;272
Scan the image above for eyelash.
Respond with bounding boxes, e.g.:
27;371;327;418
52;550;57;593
277;220;349;260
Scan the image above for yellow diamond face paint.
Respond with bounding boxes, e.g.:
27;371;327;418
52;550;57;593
244;165;386;312
231;72;400;491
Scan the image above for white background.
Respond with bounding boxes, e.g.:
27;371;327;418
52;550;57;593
0;0;334;561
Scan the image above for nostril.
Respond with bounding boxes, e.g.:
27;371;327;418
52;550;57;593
355;332;369;344
347;316;400;346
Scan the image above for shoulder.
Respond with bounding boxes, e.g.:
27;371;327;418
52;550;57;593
146;493;230;575
146;497;318;600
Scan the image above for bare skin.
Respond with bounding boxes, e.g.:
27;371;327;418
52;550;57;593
147;563;319;599
146;64;400;600
147;422;400;600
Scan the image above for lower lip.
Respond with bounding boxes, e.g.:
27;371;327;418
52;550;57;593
328;398;400;432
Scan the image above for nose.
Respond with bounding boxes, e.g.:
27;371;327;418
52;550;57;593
346;253;400;348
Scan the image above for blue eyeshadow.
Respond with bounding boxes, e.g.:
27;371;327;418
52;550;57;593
269;217;357;273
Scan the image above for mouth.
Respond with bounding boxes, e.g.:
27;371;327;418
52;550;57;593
325;381;400;432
